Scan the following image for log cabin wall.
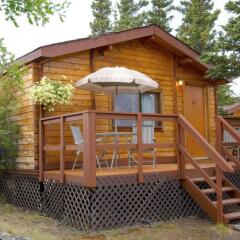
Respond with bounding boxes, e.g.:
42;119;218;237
17;39;216;169
233;111;240;117
11;67;35;169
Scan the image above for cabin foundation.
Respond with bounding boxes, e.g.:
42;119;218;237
1;171;240;230
0;171;204;230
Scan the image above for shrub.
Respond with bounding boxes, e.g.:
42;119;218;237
0;39;26;169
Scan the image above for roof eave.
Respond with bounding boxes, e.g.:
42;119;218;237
16;25;209;71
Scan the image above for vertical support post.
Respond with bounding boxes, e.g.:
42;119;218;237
137;113;144;183
173;55;178;114
214;83;218;116
216;166;223;223
216;116;224;223
83;112;97;188
177;119;185;180
90;49;96;110
216;116;223;156
39;119;45;181
60;116;65;184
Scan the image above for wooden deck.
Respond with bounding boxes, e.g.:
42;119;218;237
43;161;236;185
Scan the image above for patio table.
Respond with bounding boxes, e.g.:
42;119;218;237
96;132;137;168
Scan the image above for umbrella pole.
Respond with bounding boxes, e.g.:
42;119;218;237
115;86;118;133
139;92;142;112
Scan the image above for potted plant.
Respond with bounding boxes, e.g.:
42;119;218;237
29;76;74;111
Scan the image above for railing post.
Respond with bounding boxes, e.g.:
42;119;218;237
216;166;223;223
83;112;97;188
39;119;45;181
177;119;185;180
137;113;144;184
216;116;223;156
60;116;65;184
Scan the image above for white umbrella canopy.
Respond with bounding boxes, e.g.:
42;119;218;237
76;66;158;94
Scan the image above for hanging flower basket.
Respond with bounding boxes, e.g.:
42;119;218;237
29;76;74;111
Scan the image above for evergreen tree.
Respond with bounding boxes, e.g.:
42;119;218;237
218;85;240;107
114;0;148;31
177;0;220;53
147;0;175;32
202;0;240;80
90;0;112;36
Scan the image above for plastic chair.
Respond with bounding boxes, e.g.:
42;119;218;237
70;124;108;170
128;125;156;168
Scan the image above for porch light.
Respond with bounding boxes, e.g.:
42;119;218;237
176;79;184;86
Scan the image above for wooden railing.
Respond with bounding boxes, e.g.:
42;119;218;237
39;109;236;209
39;110;177;187
177;114;234;223
216;115;240;168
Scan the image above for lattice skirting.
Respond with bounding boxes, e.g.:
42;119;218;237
0;171;240;230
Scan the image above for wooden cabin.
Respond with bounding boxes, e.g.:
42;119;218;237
3;25;240;229
223;103;240;116
16;25;217;170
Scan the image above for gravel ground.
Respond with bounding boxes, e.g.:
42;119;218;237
0;232;30;240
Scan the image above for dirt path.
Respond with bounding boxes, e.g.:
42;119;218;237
0;197;240;240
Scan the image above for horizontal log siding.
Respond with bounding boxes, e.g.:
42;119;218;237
10;68;35;169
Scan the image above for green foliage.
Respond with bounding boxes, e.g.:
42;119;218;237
90;0;112;36
217;84;240;114
0;39;27;169
146;0;175;32
29;76;74;111
177;0;220;53
114;0;148;31
0;0;70;169
202;0;240;80
0;0;70;26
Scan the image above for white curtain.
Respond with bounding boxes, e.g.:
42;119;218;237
141;93;156;126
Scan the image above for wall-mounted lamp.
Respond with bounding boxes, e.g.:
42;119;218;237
176;79;184;86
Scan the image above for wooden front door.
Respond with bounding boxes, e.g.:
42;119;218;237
184;85;206;157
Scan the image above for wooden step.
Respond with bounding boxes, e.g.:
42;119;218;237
213;198;240;206
224;211;240;221
202;187;235;194
191;177;216;183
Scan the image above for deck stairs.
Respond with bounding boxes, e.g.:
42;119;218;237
178;114;240;224
182;170;240;224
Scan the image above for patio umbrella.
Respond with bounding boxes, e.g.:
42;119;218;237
76;66;158;94
76;66;159;131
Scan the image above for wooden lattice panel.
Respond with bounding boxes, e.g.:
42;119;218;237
0;173;40;211
2;171;240;230
41;180;64;220
91;173;203;230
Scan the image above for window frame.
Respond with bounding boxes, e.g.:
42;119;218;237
112;91;163;131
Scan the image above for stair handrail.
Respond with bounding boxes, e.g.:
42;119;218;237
178;114;234;173
217;115;240;143
216;115;240;168
177;114;234;223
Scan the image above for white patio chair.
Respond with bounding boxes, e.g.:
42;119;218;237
223;127;240;160
70;124;108;170
128;125;156;168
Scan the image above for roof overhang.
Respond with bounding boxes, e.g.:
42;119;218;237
16;25;211;72
224;103;240;114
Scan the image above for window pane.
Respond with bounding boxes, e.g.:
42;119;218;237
142;93;157;127
114;94;138;127
115;94;138;112
142;93;156;113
